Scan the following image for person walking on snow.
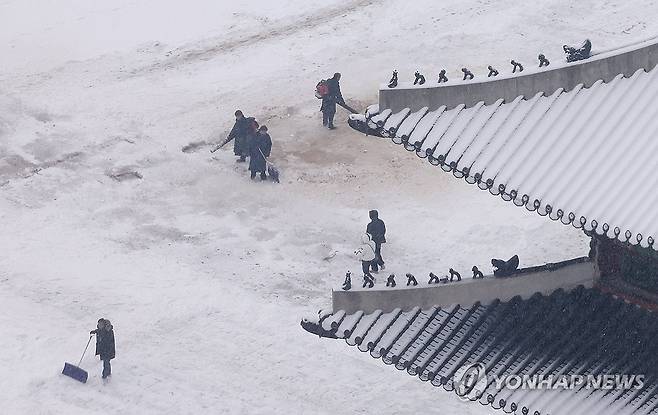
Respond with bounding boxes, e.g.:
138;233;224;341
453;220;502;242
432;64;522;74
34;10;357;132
321;73;344;129
223;110;254;162
90;318;115;379
366;210;386;273
355;233;376;288
248;125;272;180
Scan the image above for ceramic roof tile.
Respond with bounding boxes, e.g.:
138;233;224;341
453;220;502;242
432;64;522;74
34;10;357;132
316;287;658;415
359;68;658;250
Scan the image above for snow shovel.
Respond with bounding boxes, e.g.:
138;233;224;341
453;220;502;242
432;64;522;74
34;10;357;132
338;101;359;114
210;139;229;153
62;335;93;383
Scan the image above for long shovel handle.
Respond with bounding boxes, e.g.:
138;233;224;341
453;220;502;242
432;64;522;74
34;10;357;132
78;335;93;367
210;140;227;153
258;149;274;167
338;101;359;114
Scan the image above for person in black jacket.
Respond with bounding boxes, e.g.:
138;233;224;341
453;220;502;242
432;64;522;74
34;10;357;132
366;209;386;272
90;318;116;379
320;73;344;129
224;110;252;162
248;125;272;180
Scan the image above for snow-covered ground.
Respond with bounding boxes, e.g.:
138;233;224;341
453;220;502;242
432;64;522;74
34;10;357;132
1;1;656;413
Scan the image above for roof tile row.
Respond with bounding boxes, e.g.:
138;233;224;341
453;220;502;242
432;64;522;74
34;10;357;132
351;68;658;250
318;286;658;415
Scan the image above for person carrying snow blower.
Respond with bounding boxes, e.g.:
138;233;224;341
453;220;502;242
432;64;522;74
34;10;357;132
319;73;345;130
223;110;254;162
354;233;376;288
90;318;115;379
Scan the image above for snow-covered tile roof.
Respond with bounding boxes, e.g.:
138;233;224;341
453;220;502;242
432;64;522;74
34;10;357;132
316;286;658;415
353;67;658;250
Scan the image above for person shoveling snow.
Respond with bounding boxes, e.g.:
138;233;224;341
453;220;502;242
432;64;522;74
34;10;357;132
90;318;116;380
248;125;272;181
62;318;116;383
210;110;256;161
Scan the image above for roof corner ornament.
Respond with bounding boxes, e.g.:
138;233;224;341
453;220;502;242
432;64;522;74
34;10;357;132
438;69;448;83
386;273;396;287
428;272;441;284
387;70;398;88
511;59;524;73
564;39;592;62
462;67;475;80
413;71;426;85
472;266;484;279
342;271;352;291
405;273;418;286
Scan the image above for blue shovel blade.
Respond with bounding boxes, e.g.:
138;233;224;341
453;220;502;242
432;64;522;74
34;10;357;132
62;362;88;383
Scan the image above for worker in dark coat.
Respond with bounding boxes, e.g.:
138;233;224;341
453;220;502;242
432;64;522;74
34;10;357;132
90;318;116;379
366;210;386;272
248;125;272;180
224;110;252;162
321;73;344;129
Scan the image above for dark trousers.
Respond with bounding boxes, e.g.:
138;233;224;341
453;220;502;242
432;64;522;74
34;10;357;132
234;136;247;160
322;110;335;128
361;260;373;276
361;260;374;287
371;242;385;271
102;359;111;378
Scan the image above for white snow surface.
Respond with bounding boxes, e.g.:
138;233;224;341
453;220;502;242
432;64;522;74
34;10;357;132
1;0;656;414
